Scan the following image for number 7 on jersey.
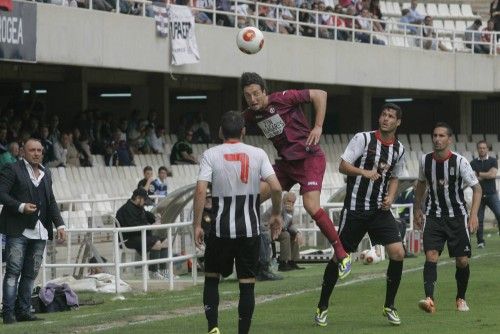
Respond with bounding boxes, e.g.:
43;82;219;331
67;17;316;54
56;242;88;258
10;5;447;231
224;153;249;184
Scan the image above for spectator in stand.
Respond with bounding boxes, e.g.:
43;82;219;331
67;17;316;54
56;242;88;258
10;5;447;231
278;0;297;35
491;0;500;37
339;0;354;8
112;131;135;166
408;0;424;24
356;8;386;45
400;9;418;34
259;0;278;33
482;19;498;54
65;133;81;167
0;125;8;153
78;132;93;167
354;0;369;14
39;126;55;166
170;131;197;165
421;16;450;51
147;125;167;154
153;166;171;197
138;166;156;196
50;133;69;168
298;2;315;37
190;113;211;144
0;142;20;169
72;128;92;167
7;118;21;144
192;0;213;24
465;20;489;54
331;4;348;40
48;115;61;145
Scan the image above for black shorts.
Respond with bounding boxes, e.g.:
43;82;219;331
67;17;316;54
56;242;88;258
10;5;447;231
124;235;162;253
204;234;259;279
423;216;471;258
338;209;402;253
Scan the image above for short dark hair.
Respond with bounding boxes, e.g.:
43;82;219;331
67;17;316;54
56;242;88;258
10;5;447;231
158;166;168;173
473;19;482;26
221;111;245;139
477;140;489;148
241;72;267;92
381;103;402;119
433;122;453;136
143;166;153;173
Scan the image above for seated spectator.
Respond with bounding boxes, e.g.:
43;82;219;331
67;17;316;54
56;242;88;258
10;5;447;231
339;0;354;8
277;0;297;35
115;189;170;279
112;131;135;166
50;133;70;167
482;19;498;53
465;19;490;54
78;132;93;167
170;131;197;165
0;125;8;153
65;133;81;167
191;0;213;24
408;0;424;24
103;143;118;167
421;16;450;51
0;142;19;169
354;0;369;14
273;192;305;271
399;9;417;34
298;2;315;37
137;166;156;196
259;0;278;33
152;166;171;197
73;128;92;167
356;8;386;45
190;113;211;144
147;125;166;154
40;125;55;166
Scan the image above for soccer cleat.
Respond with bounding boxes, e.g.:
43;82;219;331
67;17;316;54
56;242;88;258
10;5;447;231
208;327;220;334
338;253;352;280
382;306;401;325
418;297;436;314
456;298;470;312
314;308;328;327
477;242;485;249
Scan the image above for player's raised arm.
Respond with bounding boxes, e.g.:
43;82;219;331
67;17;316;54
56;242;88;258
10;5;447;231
306;89;327;146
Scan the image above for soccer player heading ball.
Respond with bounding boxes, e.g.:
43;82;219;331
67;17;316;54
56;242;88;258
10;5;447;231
241;72;352;279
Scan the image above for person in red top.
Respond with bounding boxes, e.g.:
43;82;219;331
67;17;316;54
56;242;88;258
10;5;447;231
241;72;352;280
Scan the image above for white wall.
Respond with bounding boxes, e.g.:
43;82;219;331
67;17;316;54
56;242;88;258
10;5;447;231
36;4;500;92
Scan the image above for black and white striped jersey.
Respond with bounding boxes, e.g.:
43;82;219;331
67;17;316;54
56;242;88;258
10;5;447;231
418;151;479;218
197;141;275;239
341;130;406;211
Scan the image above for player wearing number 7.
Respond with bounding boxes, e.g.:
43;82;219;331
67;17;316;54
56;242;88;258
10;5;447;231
193;111;283;334
241;72;351;280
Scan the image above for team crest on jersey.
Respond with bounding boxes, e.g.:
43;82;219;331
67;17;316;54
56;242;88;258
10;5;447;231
450;167;455;176
437;179;448;188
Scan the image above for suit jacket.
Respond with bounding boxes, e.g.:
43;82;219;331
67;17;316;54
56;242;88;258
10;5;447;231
0;160;64;239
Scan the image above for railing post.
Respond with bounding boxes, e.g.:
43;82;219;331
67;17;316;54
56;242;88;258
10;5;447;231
141;228;148;292
168;227;174;291
113;231;121;294
116;0;120;14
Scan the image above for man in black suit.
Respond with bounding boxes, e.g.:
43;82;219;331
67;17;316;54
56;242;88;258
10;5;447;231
0;138;66;325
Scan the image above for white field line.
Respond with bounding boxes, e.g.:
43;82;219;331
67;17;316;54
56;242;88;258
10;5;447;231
71;253;493;333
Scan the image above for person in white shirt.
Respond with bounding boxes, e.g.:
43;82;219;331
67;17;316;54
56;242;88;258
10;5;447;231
0;138;66;324
193;111;283;334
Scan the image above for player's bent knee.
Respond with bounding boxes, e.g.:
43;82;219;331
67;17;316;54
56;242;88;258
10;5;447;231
456;257;469;268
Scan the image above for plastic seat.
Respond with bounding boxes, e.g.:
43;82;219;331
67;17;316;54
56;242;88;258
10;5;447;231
426;3;439;17
449;4;462;19
471;134;484;143
437;4;451;18
485;134;498;144
461;4;476;19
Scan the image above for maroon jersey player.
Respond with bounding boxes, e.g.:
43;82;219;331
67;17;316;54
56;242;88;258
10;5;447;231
241;72;351;279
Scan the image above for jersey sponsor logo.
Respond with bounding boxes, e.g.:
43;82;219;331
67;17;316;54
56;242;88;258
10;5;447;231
257;114;285;139
307;181;318;186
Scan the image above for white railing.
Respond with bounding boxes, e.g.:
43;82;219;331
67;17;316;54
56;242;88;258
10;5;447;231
0;221;198;300
29;0;499;56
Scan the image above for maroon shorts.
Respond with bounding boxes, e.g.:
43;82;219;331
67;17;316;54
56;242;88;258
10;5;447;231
273;155;326;195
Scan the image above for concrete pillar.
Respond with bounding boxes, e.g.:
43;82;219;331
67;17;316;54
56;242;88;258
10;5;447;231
147;74;169;132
